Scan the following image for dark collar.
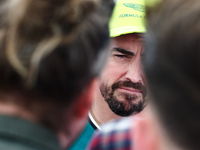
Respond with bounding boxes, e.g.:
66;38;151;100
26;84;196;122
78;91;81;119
0;114;60;150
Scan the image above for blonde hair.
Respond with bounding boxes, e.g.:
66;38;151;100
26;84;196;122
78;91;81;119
0;0;110;130
1;0;99;87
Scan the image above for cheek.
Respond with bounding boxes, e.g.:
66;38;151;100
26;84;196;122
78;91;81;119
140;68;146;86
100;61;125;85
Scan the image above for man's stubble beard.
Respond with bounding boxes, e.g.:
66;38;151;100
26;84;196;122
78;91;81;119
100;80;147;116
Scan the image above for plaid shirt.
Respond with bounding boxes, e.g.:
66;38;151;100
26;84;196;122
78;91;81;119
87;117;133;150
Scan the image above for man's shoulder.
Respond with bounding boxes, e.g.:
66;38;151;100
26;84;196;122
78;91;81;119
0;115;60;150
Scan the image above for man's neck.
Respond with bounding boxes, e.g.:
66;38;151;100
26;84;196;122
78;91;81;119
90;91;121;125
0;102;38;123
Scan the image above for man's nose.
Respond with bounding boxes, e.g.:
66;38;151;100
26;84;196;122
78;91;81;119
125;61;143;83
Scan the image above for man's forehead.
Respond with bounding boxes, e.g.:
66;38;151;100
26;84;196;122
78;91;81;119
110;33;144;50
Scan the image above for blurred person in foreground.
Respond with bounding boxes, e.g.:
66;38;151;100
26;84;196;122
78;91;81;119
0;0;110;149
69;0;147;149
88;0;200;150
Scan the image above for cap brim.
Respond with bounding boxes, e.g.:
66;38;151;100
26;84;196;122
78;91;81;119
110;26;146;37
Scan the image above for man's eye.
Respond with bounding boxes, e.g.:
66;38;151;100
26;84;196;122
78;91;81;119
115;55;127;58
113;54;131;61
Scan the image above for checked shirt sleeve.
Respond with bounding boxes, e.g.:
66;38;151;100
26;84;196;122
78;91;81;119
87;118;133;150
87;131;103;150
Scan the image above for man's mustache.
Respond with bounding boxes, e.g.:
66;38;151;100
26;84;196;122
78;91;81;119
112;81;147;97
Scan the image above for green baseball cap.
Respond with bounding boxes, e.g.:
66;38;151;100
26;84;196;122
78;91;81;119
109;0;147;37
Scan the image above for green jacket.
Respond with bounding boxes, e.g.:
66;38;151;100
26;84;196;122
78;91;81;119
0;114;60;150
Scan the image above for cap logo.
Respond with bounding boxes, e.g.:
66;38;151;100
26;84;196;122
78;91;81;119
123;3;145;12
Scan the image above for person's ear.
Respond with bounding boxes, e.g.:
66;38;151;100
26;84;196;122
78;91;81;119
132;108;159;150
73;78;99;118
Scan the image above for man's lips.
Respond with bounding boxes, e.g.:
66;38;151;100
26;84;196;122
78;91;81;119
117;87;142;94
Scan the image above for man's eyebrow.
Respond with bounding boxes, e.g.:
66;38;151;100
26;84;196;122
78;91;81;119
113;47;135;56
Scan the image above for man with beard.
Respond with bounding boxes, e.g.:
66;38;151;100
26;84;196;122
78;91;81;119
69;0;147;150
90;0;147;126
89;0;200;150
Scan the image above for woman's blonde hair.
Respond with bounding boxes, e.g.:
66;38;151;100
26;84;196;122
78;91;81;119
1;0;100;87
0;0;110;128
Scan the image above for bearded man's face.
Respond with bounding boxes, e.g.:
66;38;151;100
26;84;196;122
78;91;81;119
99;34;147;116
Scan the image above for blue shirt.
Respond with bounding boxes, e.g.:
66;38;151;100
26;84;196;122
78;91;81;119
69;121;96;150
